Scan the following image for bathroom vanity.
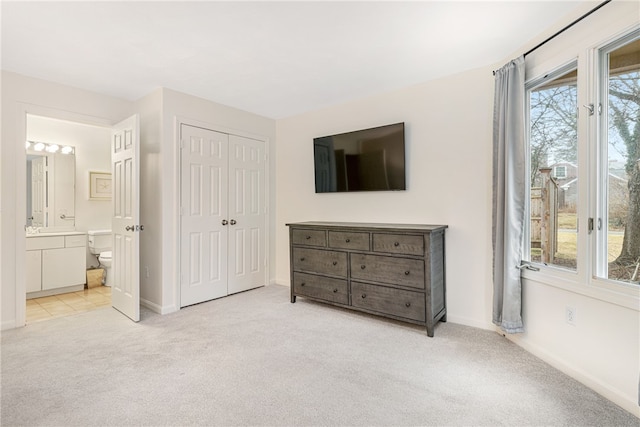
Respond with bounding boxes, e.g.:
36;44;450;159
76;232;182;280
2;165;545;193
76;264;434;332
26;231;87;298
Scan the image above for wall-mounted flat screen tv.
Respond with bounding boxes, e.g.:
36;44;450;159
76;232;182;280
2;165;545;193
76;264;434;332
313;122;406;193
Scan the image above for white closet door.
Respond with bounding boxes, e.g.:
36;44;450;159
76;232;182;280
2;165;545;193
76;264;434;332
180;125;229;307
227;135;266;294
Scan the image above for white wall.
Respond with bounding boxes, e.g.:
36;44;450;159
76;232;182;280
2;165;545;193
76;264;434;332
275;65;496;330
1;71;131;329
26;115;112;267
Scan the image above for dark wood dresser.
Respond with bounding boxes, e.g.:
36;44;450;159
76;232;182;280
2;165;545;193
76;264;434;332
286;222;447;337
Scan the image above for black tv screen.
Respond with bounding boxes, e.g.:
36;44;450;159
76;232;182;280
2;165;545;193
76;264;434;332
313;122;406;193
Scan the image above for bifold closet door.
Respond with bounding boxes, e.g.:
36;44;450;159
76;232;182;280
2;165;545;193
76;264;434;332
180;125;267;307
180;125;229;306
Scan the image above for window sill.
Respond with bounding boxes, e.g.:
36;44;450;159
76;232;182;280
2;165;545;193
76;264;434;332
521;266;640;311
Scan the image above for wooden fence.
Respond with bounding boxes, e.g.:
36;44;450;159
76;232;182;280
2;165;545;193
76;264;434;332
531;167;558;263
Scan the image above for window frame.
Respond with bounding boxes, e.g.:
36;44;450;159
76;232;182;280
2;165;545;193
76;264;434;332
522;26;640;310
524;59;580;275
593;28;640;288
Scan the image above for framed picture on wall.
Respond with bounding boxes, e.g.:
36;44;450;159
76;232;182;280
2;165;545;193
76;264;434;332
89;171;112;200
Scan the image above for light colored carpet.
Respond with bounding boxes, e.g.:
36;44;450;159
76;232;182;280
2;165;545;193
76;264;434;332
1;284;636;426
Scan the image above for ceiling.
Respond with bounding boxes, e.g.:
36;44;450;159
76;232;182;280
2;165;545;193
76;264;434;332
1;1;595;119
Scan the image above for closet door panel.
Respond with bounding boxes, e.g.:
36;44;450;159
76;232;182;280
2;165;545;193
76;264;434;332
180;125;229;307
227;135;266;294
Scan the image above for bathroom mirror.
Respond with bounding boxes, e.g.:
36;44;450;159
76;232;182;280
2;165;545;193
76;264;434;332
26;148;76;229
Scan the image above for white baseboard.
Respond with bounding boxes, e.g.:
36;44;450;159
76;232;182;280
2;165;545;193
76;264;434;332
445;314;494;331
507;334;640;418
140;298;176;315
269;280;288;287
1;320;17;331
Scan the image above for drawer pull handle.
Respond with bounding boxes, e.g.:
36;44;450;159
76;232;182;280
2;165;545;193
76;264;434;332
333;288;338;293
306;235;311;240
332;261;337;266
301;282;305;287
300;257;305;261
361;265;366;269
345;239;350;243
361;294;367;299
404;271;410;275
405;302;411;308
394;242;400;247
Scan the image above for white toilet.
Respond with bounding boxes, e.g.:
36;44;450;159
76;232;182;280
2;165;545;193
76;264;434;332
88;230;113;286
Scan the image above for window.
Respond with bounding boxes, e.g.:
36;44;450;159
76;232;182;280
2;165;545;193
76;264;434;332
596;35;640;284
527;64;578;271
525;28;640;287
553;165;567;179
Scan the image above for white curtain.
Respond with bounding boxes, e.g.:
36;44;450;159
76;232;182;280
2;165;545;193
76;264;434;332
492;56;526;334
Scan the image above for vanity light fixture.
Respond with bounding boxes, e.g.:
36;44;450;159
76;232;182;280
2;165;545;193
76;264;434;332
26;141;74;155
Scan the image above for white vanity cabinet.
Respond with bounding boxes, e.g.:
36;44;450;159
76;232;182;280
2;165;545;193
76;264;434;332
25;250;43;293
26;232;87;297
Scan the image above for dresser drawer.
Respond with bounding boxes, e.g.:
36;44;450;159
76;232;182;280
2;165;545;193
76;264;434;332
351;282;425;322
292;229;327;247
351;253;424;289
292;247;347;277
373;233;424;256
293;272;348;305
328;231;370;251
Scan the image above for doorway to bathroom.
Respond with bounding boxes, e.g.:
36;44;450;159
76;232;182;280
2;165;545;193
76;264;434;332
21;112;140;325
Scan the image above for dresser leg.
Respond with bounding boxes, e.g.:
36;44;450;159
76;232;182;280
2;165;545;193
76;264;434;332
291;295;296;303
426;324;434;337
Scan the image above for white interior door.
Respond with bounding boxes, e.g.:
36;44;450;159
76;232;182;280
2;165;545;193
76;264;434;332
180;125;229;307
111;114;140;321
227;135;266;294
31;156;47;227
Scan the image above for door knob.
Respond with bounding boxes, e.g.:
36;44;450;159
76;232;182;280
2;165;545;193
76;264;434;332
125;225;134;231
230;219;237;225
222;219;228;225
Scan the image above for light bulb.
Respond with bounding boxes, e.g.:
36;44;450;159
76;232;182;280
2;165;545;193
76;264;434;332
33;142;45;151
46;144;60;153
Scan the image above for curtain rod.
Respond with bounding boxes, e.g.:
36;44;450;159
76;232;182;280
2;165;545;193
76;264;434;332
493;0;612;75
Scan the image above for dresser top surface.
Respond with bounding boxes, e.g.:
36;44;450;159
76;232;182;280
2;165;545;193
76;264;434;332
286;221;447;232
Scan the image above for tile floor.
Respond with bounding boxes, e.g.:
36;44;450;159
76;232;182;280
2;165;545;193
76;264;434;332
26;286;112;324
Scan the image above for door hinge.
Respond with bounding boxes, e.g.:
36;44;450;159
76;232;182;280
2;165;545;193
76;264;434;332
588;217;594;233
